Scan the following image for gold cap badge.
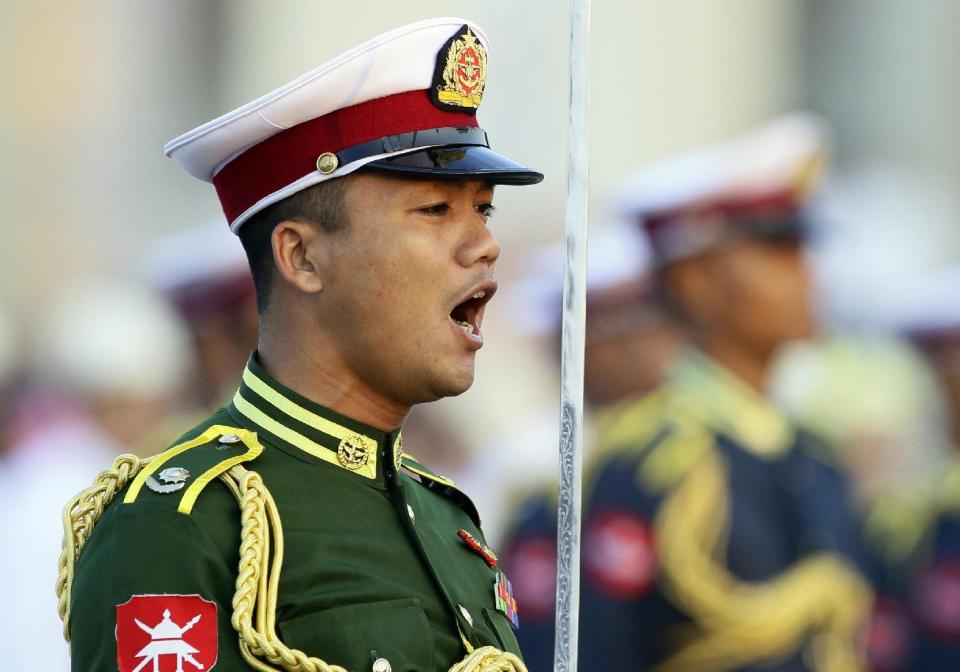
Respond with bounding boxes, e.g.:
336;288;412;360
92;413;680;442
430;25;487;113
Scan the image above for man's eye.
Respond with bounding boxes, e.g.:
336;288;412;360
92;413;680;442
419;203;450;216
476;203;497;218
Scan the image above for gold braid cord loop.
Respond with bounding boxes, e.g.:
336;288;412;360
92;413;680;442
653;451;872;672
56;456;527;672
224;464;529;672
56;453;151;643
447;646;528;672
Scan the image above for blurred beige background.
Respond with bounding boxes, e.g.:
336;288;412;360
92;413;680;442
5;0;958;444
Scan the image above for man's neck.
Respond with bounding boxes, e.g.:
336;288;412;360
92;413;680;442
257;327;410;432
695;334;771;394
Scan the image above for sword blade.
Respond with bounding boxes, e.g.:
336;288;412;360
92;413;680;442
554;1;591;671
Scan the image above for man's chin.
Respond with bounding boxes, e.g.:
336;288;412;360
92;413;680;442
424;364;476;401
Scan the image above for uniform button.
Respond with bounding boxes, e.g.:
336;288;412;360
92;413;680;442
219;433;242;446
459;604;474;627
372;657;392;672
407;505;415;522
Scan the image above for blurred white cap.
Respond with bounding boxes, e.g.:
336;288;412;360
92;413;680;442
33;279;193;399
875;264;960;336
616;112;830;217
615;113;831;264
140;222;249;296
510;220;653;337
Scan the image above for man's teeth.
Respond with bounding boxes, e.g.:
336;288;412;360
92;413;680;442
472;290;486;299
456;320;475;335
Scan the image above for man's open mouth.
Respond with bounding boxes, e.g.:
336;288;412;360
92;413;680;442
449;282;497;337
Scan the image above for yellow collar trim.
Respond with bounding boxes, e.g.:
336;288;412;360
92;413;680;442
670;350;793;458
232;387;379;480
243;366;379;447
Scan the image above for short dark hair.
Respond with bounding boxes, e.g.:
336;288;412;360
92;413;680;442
238;177;352;313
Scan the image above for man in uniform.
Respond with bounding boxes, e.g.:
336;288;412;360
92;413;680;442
577;115;873;672
59;18;541;672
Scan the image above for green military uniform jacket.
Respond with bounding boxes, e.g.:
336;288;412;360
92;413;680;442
69;355;521;672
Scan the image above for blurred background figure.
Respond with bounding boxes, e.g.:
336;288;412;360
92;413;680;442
773;337;947;511
499;222;680;671
0;279;192;670
576;115;872;672
141;222;259;412
772;336;948;671
846;265;960;672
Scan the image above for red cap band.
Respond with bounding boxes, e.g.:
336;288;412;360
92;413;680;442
213;90;478;225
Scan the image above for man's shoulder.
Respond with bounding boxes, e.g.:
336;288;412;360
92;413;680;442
120;410;264;516
67;409;264;543
587;386;715;498
66;412;258;625
400;452;482;527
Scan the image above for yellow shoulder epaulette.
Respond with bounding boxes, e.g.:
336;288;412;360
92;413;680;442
636;417;714;493
593;387;671;456
401;452;481;527
401;451;457;488
122;424;263;515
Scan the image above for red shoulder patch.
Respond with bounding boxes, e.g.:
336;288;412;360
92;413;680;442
116;594;218;672
504;536;557;622
583;509;657;598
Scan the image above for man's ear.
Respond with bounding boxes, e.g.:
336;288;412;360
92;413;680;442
271;219;325;294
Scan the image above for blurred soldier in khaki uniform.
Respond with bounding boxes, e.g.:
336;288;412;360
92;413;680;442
58;18;542;672
577;115;873;672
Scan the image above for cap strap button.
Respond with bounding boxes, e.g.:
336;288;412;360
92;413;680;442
316;152;339;174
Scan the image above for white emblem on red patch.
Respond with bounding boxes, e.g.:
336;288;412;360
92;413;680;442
504;536;557;622
911;560;960;640
116;594;218;672
583;509;657;598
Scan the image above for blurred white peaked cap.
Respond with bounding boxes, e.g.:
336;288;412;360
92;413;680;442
615;113;831;264
616;113;830;217
34;280;193;399
880;265;960;336
140;222;249;295
164;17;542;233
513;221;652;337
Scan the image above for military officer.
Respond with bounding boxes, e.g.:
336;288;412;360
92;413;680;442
58;18;541;672
577;115;874;672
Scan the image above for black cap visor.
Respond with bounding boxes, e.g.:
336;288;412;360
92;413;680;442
366;144;543;185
